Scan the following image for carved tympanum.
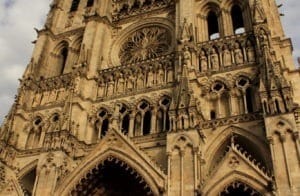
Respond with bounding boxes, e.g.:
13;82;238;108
119;26;172;64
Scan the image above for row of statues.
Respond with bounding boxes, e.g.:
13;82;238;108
97;61;174;98
198;41;256;72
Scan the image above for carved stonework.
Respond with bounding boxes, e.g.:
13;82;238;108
119;26;172;64
1;0;300;195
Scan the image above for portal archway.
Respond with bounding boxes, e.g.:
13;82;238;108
71;156;153;196
220;181;262;196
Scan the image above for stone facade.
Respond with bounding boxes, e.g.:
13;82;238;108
0;0;300;195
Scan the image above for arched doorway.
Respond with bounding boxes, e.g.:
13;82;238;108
220;181;262;196
71;157;153;196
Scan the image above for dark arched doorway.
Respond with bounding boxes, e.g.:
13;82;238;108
220;181;261;196
71;157;153;196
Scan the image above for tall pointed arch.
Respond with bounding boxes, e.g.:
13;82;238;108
54;129;166;195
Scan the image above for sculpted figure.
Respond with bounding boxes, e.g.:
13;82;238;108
136;71;144;89
157;65;165;84
200;50;208;72
234;42;244;65
210;48;219;70
117;73;125;93
183;46;192;69
179;18;193;43
147;69;154;87
107;78;114;96
222;45;232;67
246;41;256;62
127;73;135;91
167;64;174;83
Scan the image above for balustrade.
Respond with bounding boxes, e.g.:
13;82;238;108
197;32;256;73
97;54;175;99
112;0;174;22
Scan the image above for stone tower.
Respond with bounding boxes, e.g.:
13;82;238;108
1;0;300;195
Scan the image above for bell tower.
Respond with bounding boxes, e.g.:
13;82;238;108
1;0;300;195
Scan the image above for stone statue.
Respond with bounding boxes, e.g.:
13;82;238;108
147;69;154;87
117;73;125;93
183;46;192;69
157;65;165;84
137;71;144;89
127;73;135;91
200;50;208;72
210;48;219;70
246;41;255;62
234;43;244;65
107;77;114;96
179;18;193;43
222;45;232;67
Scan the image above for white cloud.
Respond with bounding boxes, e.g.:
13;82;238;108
0;0;299;124
0;0;50;122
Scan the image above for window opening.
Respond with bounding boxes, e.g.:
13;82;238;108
207;11;220;40
231;5;245;34
246;88;254;113
143;111;151;135
87;0;94;7
70;0;80;12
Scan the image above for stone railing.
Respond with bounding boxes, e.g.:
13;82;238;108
96;53;175;99
199;113;262;130
43;130;93;158
196;32;257;74
22;73;73;92
112;0;174;22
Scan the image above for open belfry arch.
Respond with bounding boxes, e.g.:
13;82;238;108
1;0;300;195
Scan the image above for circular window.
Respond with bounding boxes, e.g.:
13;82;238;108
34;118;42;126
212;82;224;92
236;77;249;88
119;26;172;64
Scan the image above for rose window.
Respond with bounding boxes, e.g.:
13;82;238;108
119;26;172;64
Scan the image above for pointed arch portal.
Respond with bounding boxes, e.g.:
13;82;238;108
220;181;261;196
71;156;153;196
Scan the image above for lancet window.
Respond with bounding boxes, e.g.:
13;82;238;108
134;101;152;136
231;5;245;34
26;117;43;149
95;109;110;139
87;0;94;7
157;97;171;132
119;105;130;135
59;47;68;75
70;0;80;12
207;11;220;40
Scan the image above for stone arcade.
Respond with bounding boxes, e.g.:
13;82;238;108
0;0;300;195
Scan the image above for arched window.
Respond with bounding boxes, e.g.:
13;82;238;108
59;47;68;74
70;0;80;12
157;98;171;132
246;88;254;113
231;5;245;34
87;0;94;7
95;109;109;139
275;99;281;113
210;110;216;120
134;113;142;136
143;111;152;135
134;100;153;136
119;105;130;135
101;119;109;138
207;11;220;40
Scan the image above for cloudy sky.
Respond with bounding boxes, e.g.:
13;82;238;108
0;0;299;123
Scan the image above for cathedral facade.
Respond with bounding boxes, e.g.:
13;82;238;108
1;0;300;195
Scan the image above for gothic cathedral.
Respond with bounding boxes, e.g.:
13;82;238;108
0;0;300;195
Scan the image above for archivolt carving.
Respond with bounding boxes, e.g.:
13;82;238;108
119;26;172;64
